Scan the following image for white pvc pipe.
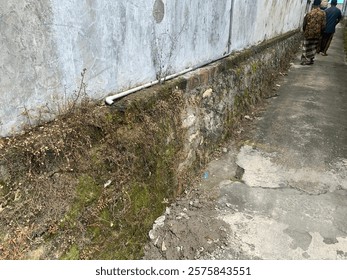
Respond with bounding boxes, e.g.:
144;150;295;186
105;68;192;105
105;54;230;105
105;80;160;105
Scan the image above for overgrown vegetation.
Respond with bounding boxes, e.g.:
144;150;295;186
0;83;186;260
0;32;298;259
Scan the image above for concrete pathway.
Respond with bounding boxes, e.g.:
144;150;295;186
145;25;347;260
210;24;347;260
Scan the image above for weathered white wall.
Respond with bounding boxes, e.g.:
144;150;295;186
231;0;307;50
0;1;58;135
0;0;307;137
342;1;347;16
50;0;231;95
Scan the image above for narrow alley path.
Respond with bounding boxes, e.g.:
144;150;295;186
144;24;347;260
213;23;347;260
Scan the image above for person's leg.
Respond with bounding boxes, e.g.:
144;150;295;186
301;39;319;65
301;39;311;65
321;33;334;56
319;33;328;53
317;36;322;53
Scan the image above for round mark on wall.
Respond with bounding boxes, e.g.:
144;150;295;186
153;0;165;23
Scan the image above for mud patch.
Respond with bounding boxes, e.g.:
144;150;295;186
143;189;230;260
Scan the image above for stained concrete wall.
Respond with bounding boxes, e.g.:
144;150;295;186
0;0;307;137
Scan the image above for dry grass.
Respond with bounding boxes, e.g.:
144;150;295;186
0;84;187;260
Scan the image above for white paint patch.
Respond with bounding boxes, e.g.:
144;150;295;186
220;212;347;259
236;145;285;188
305;232;347;260
222;212;302;259
237;145;347;190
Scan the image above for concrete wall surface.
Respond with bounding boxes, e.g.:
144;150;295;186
342;1;347;16
0;0;307;137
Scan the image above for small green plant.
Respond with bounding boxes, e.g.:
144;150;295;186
251;62;258;73
61;244;80;260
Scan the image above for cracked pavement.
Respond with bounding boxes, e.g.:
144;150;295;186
144;25;347;260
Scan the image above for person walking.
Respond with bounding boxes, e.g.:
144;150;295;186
319;0;342;56
301;0;326;65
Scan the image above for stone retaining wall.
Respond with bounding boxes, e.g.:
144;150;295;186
165;31;301;184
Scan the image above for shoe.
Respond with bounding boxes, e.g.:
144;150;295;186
321;53;328;56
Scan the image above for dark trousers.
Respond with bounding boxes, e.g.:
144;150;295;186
319;33;334;54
